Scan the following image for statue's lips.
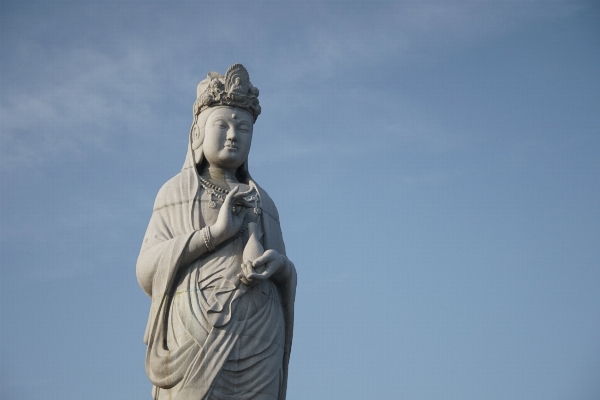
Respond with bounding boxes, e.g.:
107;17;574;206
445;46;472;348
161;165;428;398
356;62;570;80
224;146;238;150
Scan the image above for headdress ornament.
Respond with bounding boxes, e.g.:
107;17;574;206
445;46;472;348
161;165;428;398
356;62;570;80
194;63;261;121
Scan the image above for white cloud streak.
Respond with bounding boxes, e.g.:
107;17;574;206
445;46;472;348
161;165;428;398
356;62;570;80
1;47;162;168
0;1;587;169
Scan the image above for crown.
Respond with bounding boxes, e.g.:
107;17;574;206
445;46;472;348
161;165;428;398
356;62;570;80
194;64;261;121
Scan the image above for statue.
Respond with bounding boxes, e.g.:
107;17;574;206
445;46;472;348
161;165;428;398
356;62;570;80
136;64;297;400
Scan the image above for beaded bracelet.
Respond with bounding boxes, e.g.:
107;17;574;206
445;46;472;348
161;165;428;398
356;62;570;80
202;226;215;252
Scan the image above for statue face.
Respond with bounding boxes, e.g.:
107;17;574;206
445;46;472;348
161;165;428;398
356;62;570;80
201;107;253;170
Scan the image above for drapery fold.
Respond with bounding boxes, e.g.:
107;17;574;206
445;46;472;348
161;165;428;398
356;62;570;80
137;147;295;399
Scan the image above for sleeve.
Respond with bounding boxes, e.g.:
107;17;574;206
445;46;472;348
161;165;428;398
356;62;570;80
136;176;198;298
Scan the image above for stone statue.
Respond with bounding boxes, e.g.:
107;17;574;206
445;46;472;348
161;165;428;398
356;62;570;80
136;64;297;400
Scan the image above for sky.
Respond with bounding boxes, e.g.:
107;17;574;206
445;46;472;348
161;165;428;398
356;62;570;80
1;1;599;399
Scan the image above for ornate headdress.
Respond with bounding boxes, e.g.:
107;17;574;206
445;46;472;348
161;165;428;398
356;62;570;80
193;63;261;121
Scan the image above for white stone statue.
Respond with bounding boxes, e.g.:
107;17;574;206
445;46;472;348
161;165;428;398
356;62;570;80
136;64;297;400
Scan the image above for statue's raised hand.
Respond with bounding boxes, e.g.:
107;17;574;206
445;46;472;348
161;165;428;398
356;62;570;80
210;186;253;245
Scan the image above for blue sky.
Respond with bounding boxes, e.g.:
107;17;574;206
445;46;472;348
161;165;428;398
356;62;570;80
1;1;599;399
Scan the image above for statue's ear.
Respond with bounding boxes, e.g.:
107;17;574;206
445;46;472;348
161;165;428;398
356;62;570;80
193;147;203;165
191;125;202;150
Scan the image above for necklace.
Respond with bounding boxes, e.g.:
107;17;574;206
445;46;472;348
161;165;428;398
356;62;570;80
199;176;228;208
198;176;262;215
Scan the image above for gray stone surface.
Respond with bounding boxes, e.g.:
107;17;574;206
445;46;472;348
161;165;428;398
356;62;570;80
137;64;296;399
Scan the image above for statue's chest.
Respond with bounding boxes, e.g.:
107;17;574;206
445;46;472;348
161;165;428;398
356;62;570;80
198;189;222;227
197;185;259;227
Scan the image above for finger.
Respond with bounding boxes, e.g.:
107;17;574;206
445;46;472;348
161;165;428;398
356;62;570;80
248;261;278;280
233;199;254;208
241;261;249;277
232;189;253;199
238;273;252;286
235;187;254;197
247;266;274;281
247;271;270;280
222;186;239;209
252;251;274;268
241;261;254;281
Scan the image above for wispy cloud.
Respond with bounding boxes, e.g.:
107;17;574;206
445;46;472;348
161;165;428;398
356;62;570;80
1;46;162;169
258;1;586;80
0;1;588;170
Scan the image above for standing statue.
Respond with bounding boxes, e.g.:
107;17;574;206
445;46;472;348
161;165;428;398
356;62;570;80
136;64;297;400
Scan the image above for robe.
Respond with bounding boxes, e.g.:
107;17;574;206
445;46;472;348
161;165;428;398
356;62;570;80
137;151;295;400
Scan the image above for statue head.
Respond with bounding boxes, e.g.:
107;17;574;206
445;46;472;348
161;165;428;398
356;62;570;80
190;64;260;181
199;106;253;171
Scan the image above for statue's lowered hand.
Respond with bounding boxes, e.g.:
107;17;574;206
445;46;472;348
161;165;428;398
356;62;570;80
247;249;287;281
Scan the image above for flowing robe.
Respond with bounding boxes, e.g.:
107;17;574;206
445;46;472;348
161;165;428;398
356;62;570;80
137;154;295;400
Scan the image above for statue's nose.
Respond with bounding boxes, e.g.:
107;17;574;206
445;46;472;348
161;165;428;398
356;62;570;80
226;128;237;142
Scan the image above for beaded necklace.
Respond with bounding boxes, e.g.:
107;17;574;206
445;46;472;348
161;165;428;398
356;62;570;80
198;176;262;215
199;176;228;208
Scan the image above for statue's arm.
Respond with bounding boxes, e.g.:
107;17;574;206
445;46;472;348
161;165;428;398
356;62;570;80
136;208;183;296
181;186;253;266
137;184;254;295
269;253;296;286
179;229;211;266
137;221;219;296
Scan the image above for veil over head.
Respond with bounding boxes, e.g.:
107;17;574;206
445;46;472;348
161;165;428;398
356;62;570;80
184;63;260;185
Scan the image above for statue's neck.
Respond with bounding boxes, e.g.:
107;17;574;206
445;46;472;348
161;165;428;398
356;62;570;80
201;166;239;190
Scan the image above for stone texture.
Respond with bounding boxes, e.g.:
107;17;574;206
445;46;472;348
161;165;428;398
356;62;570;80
137;64;296;400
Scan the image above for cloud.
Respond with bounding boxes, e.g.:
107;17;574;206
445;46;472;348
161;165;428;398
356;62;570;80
0;1;588;170
256;1;586;80
0;46;162;169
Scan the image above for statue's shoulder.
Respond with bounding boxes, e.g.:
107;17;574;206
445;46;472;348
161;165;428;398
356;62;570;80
254;182;280;222
153;172;187;211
